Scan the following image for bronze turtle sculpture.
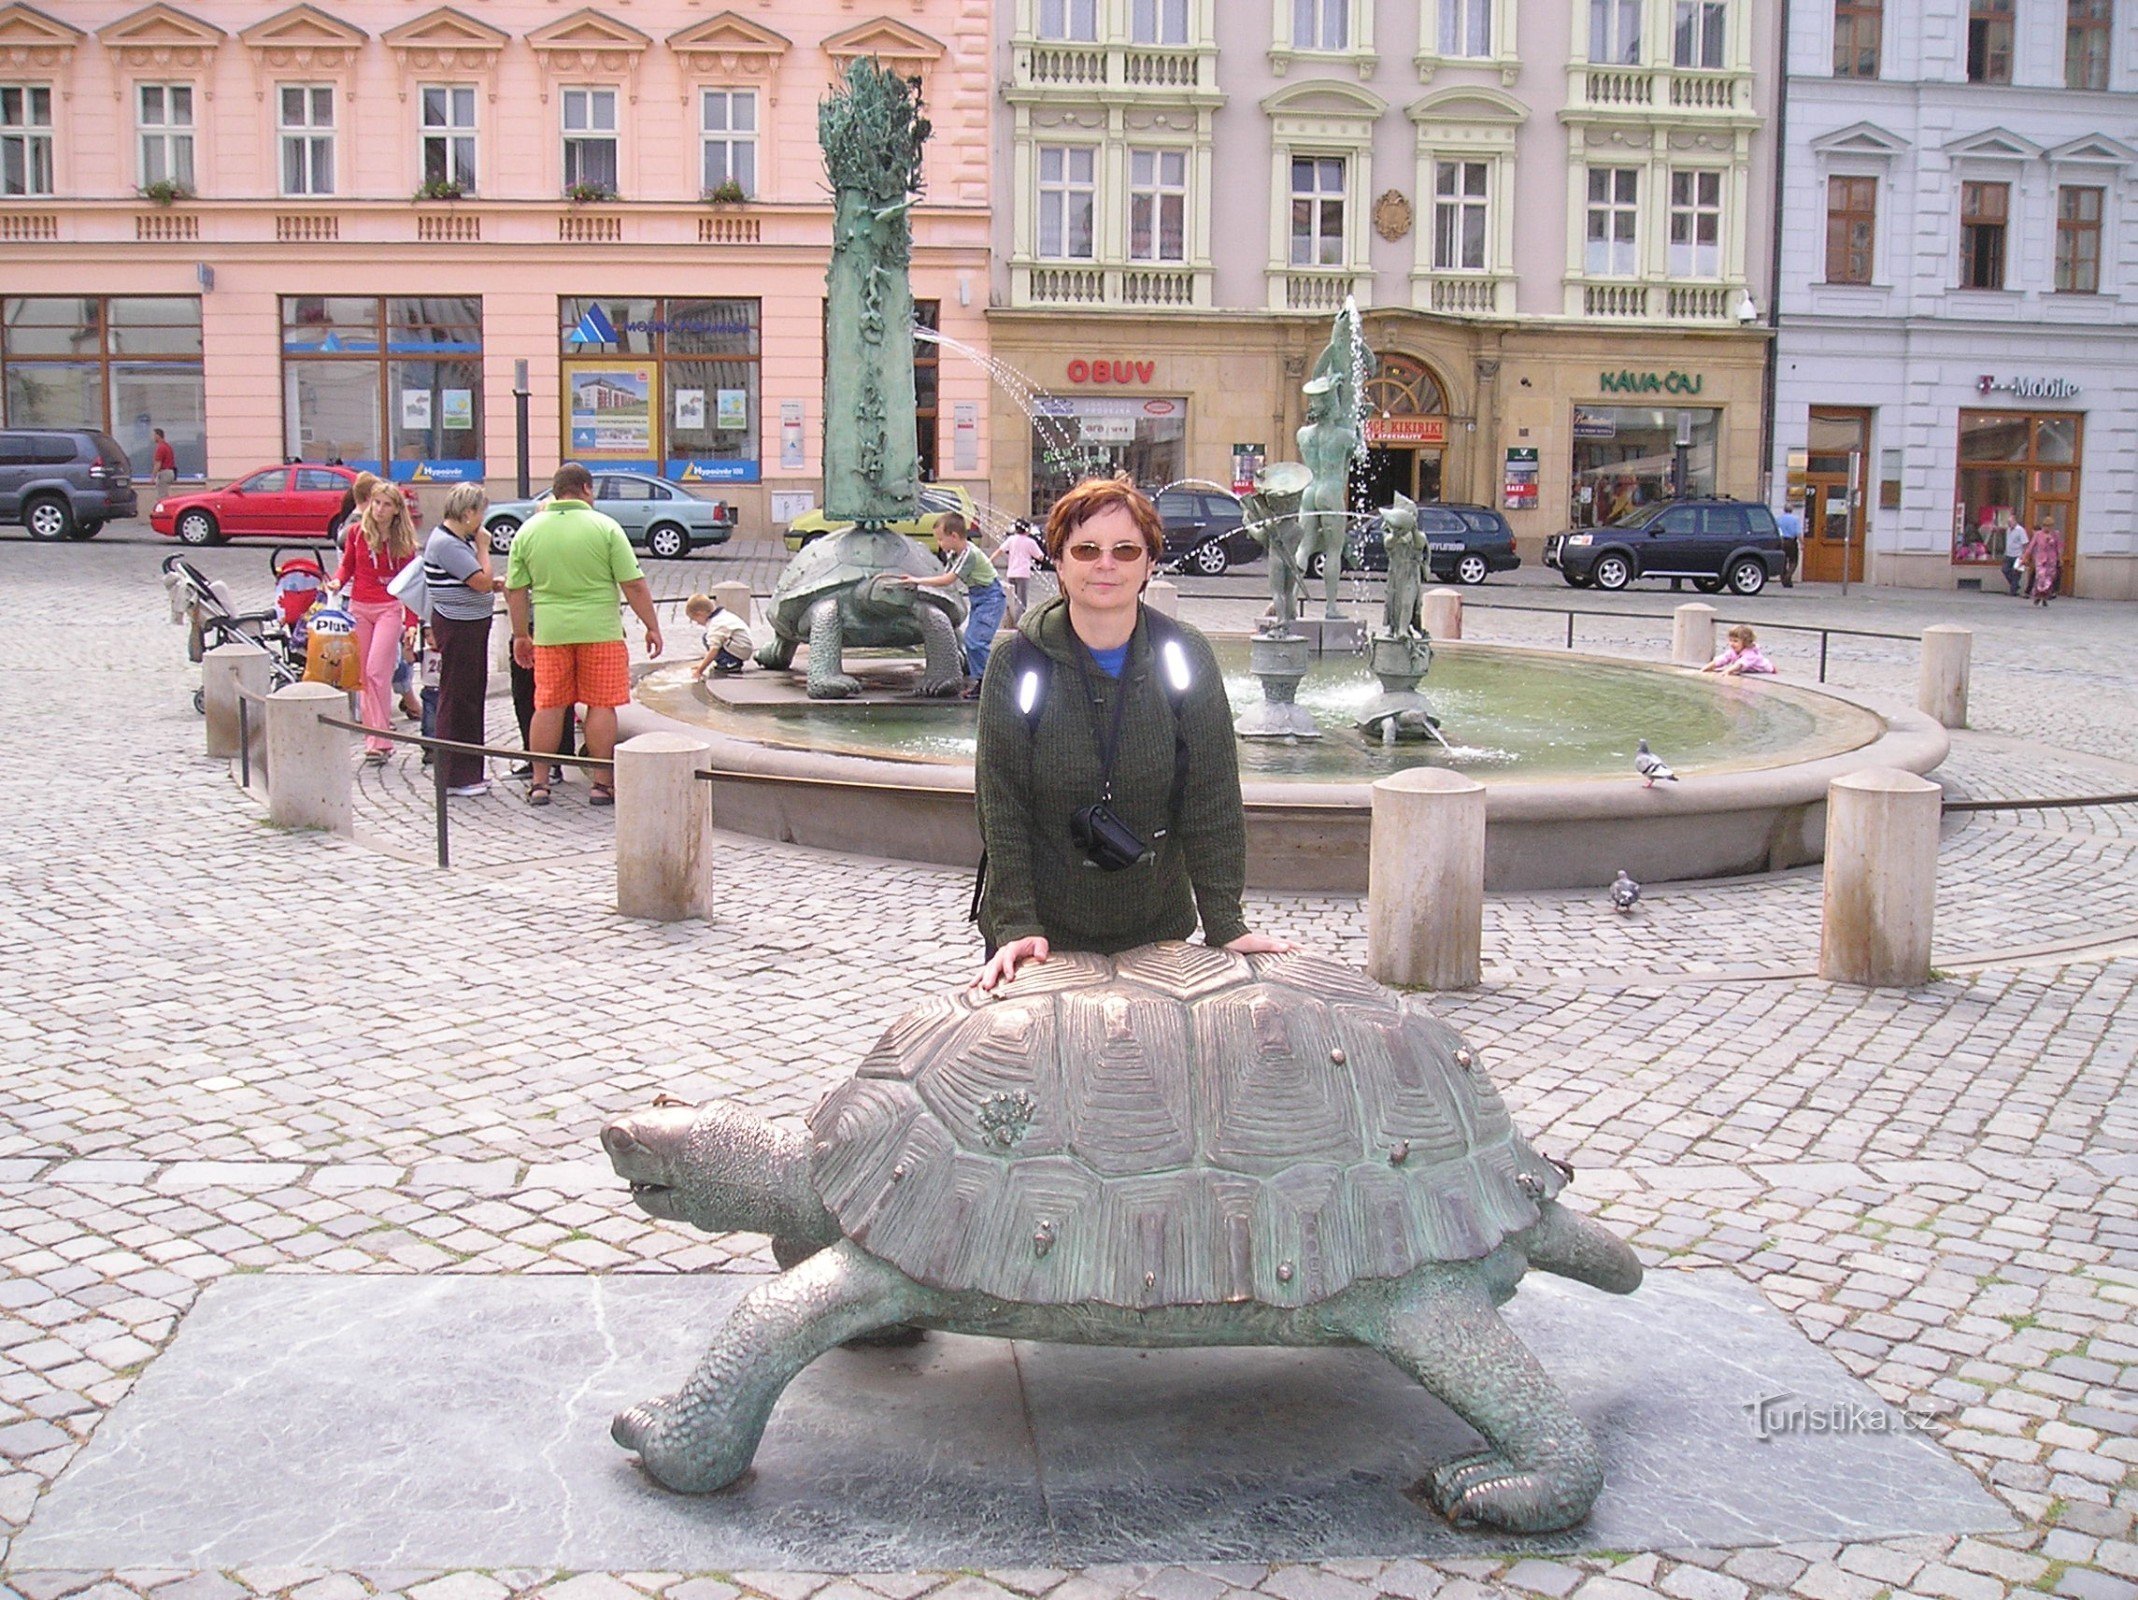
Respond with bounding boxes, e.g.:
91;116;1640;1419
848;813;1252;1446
602;942;1641;1533
755;524;967;699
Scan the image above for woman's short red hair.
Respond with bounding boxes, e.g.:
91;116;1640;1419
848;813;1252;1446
1042;475;1164;563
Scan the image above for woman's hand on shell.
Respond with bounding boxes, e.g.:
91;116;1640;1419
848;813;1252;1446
973;936;1049;994
1224;930;1294;956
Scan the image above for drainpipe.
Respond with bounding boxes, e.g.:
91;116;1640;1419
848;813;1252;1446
1757;0;1790;507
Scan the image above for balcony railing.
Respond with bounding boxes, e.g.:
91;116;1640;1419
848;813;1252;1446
1571;279;1746;323
1281;268;1367;313
417;213;480;244
0;212;60;241
1416;272;1512;317
136;212;199;242
1583;282;1651;319
1015;39;1218;96
1015;260;1211;310
1569;65;1751;115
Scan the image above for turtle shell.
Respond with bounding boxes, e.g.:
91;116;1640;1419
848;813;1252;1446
807;943;1564;1311
769;525;951;630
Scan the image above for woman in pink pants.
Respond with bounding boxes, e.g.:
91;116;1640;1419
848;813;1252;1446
331;482;419;764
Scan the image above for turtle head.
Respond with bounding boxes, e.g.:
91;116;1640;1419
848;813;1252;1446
601;1101;839;1245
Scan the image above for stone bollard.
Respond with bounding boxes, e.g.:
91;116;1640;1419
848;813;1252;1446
710;580;754;632
264;682;352;833
614;732;716;922
1671;602;1717;667
1917;625;1972;729
1819;768;1941;988
202;644;271;760
1367;768;1487;991
1144;579;1180;619
490;608;515;677
1422;587;1463;641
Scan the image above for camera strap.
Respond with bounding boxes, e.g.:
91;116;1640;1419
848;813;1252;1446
1072;638;1134;805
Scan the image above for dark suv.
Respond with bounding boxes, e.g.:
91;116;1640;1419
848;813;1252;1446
0;428;138;540
1153;487;1260;575
1321;502;1522;585
1545;499;1784;596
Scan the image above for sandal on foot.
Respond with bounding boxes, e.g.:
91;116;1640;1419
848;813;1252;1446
527;784;552;806
589;783;616;807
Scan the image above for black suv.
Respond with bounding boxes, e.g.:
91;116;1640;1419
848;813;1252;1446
1153;487;1261;575
0;428;138;540
1545;499;1784;596
1307;503;1523;585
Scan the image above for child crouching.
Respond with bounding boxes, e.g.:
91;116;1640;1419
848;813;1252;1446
686;593;755;677
1702;624;1776;676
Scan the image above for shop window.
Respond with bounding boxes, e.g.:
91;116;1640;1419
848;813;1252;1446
1290;156;1347;267
278;85;335;197
1668;170;1722;277
701;90;756;198
1589;0;1642;64
1037;145;1096;260
1440;0;1492;56
1131;0;1190;45
2055;186;2102;292
1673;0;1727;68
560;296;760;483
1293;0;1350;51
1833;0;1881;76
562;87;618;194
1029;396;1187;515
1129;148;1187;262
1433;161;1489;271
1570;406;1719;526
281;296;483;479
1955;409;2081;570
138;84;195;192
1959;181;2007;289
0;85;52;197
421;85;477;193
1039;0;1097;41
2065;0;2111;89
1966;0;2013;82
1585;167;1639;277
1825;176;1876;284
914;299;940;481
2;296;205;476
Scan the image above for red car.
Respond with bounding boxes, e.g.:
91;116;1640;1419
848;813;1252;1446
152;462;361;546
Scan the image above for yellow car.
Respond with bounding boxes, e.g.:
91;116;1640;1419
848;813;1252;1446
783;484;979;551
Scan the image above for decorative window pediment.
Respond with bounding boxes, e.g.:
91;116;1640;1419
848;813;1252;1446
0;3;83;70
97;4;222;71
1942;126;2041;162
823;18;945;77
239;4;365;72
669;13;790;78
2044;133;2136;169
1809;120;1907;159
1408;85;1526;130
527;9;650;77
1262;79;1386;121
383;7;507;74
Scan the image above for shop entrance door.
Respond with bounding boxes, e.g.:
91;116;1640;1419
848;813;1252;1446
1361;445;1443;508
1802;407;1868;583
2029;478;2078;596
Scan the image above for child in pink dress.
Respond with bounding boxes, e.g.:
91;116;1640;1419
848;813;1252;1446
1703;625;1777;676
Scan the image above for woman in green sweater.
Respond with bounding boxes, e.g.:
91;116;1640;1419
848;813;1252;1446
972;477;1291;990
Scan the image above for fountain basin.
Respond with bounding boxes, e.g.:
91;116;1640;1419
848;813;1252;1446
622;640;1948;892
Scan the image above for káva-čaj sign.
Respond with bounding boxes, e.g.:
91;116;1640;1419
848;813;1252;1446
1599;370;1704;395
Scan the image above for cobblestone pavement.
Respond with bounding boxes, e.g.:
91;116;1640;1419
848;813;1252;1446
1;535;2133;1600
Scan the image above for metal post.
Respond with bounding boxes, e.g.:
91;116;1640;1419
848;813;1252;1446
1819;631;1830;683
1565;611;1575;650
1842;447;1861;597
514;358;531;501
432;744;451;869
239;694;251;789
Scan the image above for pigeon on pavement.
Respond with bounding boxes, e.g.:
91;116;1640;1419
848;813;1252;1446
1635;738;1678;787
1610;870;1641;913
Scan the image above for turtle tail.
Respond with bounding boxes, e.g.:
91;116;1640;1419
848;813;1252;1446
1521;1200;1642;1295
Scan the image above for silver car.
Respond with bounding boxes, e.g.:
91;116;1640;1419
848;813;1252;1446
485;472;738;559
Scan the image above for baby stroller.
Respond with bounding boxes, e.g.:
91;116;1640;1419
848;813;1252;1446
162;551;307;713
270;548;327;654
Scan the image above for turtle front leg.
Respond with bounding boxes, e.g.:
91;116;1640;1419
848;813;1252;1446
1355;1266;1604;1533
804;598;861;699
916;604;965;697
614;1240;930;1493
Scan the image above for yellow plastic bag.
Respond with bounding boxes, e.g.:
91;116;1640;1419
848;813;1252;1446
304;629;363;691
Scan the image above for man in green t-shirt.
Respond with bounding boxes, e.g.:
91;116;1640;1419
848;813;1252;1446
504;462;665;805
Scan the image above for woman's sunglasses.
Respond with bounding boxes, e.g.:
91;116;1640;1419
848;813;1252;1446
1061;540;1149;565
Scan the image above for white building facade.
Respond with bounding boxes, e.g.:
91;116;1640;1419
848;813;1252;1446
1773;0;2138;597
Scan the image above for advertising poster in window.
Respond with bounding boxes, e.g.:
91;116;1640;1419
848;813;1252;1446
1503;446;1539;510
1232;442;1265;496
715;389;748;431
442;389;473;431
568;364;654;460
673;388;705;431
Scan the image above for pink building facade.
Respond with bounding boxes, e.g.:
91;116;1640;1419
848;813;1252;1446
0;0;995;529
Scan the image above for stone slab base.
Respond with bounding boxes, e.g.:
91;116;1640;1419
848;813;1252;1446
14;1272;2007;1572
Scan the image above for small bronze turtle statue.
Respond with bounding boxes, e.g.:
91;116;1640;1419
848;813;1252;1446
603;943;1641;1533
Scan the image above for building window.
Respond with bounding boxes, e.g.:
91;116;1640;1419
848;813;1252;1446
1959;181;2008;289
277;85;334;197
420;85;476;193
913;299;940;480
1585;167;1639;276
280;296;484;477
1293;0;1349;51
1824;175;1876;284
1833;0;1881;75
1667;170;1721;277
559;297;761;481
137;83;195;191
561;87;618;193
1433;160;1488;270
2066;0;2112;89
1673;1;1727;67
2055;185;2102;292
1038;0;1097;40
1131;0;1189;44
1589;0;1642;63
1955;410;2081;573
1128;148;1187;262
700;90;756;197
3;296;206;477
0;85;52;197
1572;407;1720;526
1031;396;1187;514
1440;0;1492;56
1036;145;1096;260
1290;156;1346;266
1967;0;2014;82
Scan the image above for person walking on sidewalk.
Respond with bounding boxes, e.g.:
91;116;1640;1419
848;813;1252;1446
1775;501;1802;588
421;483;498;797
504;462;664;806
151;428;177;499
330;481;420;765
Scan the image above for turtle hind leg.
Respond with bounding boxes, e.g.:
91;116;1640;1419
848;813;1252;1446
1358;1266;1604;1534
614;1240;928;1493
804;598;861;699
915;604;965;697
